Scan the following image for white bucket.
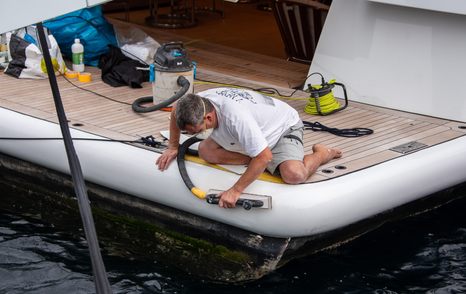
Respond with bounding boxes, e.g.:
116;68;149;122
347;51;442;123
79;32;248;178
152;69;194;105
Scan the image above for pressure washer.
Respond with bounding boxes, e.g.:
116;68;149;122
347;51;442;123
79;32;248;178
132;42;194;112
305;74;348;116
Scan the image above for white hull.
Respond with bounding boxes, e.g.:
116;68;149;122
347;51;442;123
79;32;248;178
1;107;465;238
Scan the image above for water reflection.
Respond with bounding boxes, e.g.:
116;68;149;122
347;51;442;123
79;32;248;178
1;191;466;293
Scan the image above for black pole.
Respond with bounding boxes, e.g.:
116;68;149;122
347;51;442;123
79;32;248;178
35;22;112;294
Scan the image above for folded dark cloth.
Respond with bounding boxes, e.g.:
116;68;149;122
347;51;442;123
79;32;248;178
99;45;149;88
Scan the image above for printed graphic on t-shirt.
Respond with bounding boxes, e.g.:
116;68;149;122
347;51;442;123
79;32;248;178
214;88;275;106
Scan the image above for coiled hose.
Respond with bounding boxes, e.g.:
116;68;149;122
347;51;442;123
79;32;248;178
304;91;341;115
132;76;190;113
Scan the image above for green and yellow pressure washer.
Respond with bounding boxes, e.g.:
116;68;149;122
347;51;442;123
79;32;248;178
305;75;348;116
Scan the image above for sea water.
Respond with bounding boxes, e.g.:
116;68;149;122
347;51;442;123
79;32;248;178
1;187;466;293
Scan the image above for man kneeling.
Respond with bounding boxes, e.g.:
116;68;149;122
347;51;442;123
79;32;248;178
156;88;341;208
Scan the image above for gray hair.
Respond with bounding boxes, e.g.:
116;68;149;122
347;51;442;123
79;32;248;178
175;94;213;130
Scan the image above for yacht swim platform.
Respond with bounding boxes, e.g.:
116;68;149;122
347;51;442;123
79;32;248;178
1;63;466;282
0;67;465;183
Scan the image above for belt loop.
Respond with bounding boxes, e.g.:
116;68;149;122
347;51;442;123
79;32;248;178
283;134;303;145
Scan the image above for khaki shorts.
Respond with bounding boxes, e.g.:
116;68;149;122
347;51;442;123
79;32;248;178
267;121;304;175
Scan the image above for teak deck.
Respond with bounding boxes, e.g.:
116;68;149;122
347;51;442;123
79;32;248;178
1;66;465;183
1;21;465;183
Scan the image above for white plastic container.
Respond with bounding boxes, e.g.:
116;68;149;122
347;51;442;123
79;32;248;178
71;38;84;72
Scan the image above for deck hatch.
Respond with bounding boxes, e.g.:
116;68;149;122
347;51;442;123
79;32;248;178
389;141;428;154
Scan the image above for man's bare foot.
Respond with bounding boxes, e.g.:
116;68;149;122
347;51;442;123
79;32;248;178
312;144;342;164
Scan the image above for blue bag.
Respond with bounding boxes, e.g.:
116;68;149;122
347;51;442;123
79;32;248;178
44;6;117;67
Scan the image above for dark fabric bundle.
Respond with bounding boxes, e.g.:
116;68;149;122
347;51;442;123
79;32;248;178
99;45;149;88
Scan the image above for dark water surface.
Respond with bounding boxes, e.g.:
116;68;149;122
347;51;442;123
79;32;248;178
1;188;466;293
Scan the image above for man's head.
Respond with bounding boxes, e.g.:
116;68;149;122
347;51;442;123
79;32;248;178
175;94;214;134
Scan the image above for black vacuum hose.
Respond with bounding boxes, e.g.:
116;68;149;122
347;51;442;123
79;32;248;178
132;75;190;113
176;136;206;198
176;136;264;209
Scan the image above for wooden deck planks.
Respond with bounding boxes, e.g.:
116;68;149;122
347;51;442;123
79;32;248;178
1;48;464;183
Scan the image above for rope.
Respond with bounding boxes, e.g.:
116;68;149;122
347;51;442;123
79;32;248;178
36;22;112;294
0;135;165;148
303;121;373;137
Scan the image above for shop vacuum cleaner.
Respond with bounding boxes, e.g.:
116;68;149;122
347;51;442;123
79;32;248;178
132;42;194;112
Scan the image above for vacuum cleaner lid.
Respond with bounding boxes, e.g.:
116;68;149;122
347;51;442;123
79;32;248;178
154;42;192;72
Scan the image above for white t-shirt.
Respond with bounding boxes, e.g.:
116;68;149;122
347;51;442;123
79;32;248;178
198;87;300;157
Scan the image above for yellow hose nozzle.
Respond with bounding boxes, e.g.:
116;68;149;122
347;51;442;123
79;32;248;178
191;187;206;199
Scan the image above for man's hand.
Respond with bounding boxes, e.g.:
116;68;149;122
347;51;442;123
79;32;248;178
217;148;271;209
218;187;242;208
156;147;178;171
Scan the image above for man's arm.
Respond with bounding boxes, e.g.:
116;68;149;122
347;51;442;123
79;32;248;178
218;147;272;208
156;106;180;171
